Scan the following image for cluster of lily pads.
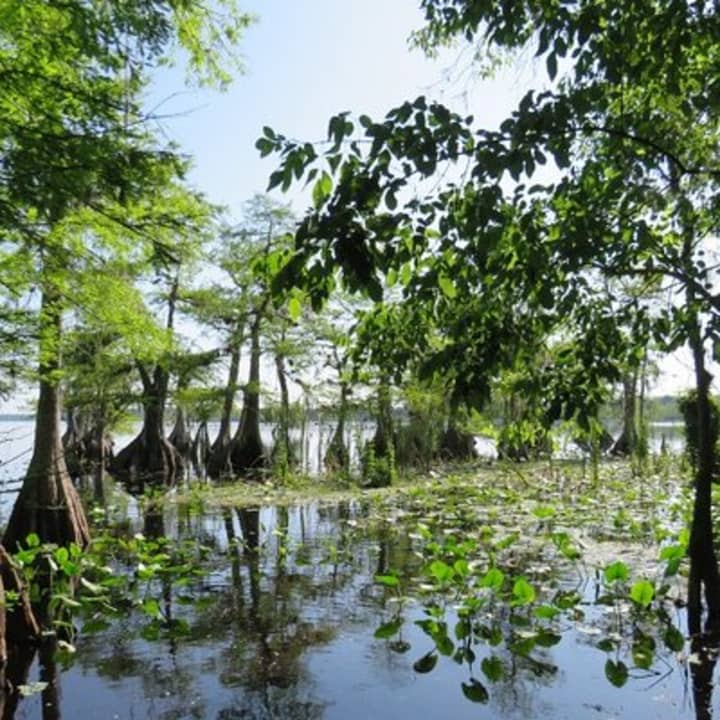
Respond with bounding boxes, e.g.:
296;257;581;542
357;461;692;701
6;457;697;709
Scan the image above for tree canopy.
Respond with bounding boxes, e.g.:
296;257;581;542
262;0;720;633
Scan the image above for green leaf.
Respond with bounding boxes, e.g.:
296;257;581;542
429;559;454;583
512;577;536;605
461;679;489;703
629;580;654;607
438;274;457;299
81;618;111;634
534;604;560;620
535;630;561;647
142;598;162;619
255;137;274;157
436;633;454;657
413;652;438;673
663;625;685;652
375;574;399;588
533;505;555;519
632;636;655;670
25;533;40;549
481;655;505;682
659;544;685;561
288;296;302;321
453;559;470;578
605;660;629;688
480;567;504;591
374;618;403;639
312;171;333;208
454;619;470;641
54;594;81;609
79;577;104;595
596;637;617;652
547;52;558;80
603;561;629;583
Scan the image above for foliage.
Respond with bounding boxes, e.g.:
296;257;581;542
263;0;720;439
12;525;213;642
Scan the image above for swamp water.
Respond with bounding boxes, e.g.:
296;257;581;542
2;462;710;720
0;418;705;719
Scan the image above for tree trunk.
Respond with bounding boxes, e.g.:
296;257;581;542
325;382;349;471
229;314;267;478
112;273;182;492
362;381;395;487
611;372;638;456
687;328;720;636
272;350;294;470
236;507;260;553
212;337;242;452
191;420;211;477
207;341;242;479
168;404;192;468
689;627;719;720
92;412;107;503
61;407;87;480
373;382;394;459
111;365;180;494
440;402;477;462
3;291;90;551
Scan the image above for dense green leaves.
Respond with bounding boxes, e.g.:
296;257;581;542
263;0;720;441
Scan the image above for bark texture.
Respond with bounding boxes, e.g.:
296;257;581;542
111;364;181;494
3;292;90;551
272;350;295;469
611;372;639;456
168;404;192;468
229;314;267;478
325;382;350;471
207;341;242;479
191;420;211;476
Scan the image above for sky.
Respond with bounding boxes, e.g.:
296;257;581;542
1;1;694;412
143;0;692;396
146;0;533;218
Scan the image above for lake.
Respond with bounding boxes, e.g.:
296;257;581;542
0;418;703;719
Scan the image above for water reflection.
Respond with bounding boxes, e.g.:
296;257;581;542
0;479;710;719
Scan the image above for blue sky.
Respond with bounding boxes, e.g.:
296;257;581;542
147;0;529;219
